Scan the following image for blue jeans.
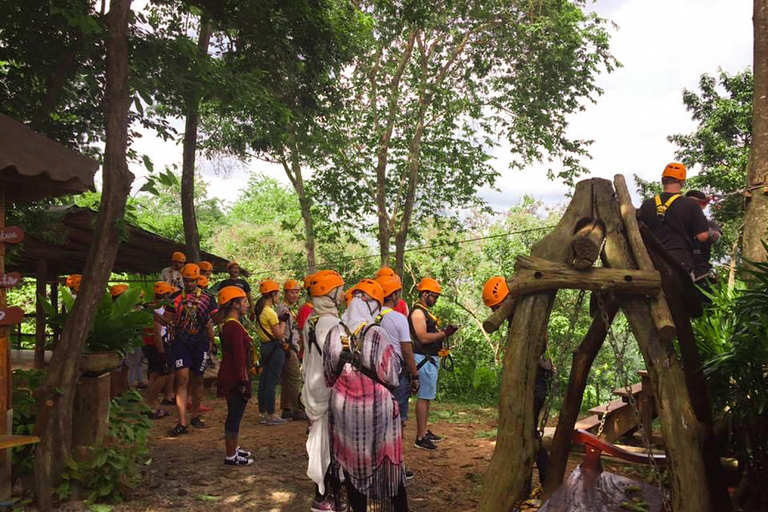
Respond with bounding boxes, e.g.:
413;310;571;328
258;340;286;414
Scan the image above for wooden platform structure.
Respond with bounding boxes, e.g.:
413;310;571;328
478;177;731;512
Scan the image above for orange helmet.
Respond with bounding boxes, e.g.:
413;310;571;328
171;251;186;263
110;284;129;297
199;261;213;271
416;277;442;295
181;263;200;279
260;280;280;295
309;270;345;297
66;274;82;291
482;276;510;308
376;275;403;298
350;279;384;305
303;274;314;290
226;260;239;270
662;162;686;181
218;286;247;306
283;279;301;291
153;281;176;296
197;275;209;288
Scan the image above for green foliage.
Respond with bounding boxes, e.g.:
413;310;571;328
57;391;152;505
44;288;152;356
11;369;47;477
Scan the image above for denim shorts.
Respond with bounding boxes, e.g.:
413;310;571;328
414;354;439;400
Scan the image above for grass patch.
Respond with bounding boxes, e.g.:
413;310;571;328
430;402;497;424
474;428;498;439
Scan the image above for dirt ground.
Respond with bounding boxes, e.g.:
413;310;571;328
110;388;566;512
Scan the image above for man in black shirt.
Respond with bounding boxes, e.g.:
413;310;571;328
217;261;255;317
637;162;719;273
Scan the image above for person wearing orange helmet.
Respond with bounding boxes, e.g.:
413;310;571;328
199;261;214;278
65;274;82;297
255;280;290;426
302;270;346;512
161;252;186;289
323;281;409;511
376;267;409;316
296;274;316;361
278;280;307;422
143;282;177;419
216;286;255;466
166;263;219;436
637;162;717;273
217;261;255;317
409;277;459;451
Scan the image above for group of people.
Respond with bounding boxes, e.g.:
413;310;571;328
59;161;721;512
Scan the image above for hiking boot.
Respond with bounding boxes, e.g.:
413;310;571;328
266;416;289;426
224;454;254;466
190;416;205;428
425;430;443;443
281;409;294;421
414;436;437;451
236;446;252;458
168;423;188;437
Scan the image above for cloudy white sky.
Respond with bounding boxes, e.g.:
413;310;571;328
126;0;754;211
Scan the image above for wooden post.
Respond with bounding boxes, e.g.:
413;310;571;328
72;373;111;450
35;260;48;369
613;174;676;342
479;180;594;512
482;295;516;333
595;177;712;512
543;296;618;497
50;281;59;347
570;218;605;269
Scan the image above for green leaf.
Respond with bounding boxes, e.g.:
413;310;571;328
142;154;154;173
199;495;219;502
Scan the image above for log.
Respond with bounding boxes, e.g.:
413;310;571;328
594;177;713;512
570;218;605;269
480;179;595;512
510;255;660;297
544;298;618;498
482;295;516;334
72;373;110;449
613;174;676;341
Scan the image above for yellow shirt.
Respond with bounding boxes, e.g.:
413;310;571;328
258;305;279;342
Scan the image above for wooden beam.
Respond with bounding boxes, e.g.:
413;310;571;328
570;218;605;269
613;174;676;341
594;177;713;512
510;255;660;297
482;295;516;334
35;259;47;369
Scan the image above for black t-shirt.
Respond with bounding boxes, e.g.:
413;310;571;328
216;278;251;294
638;193;710;271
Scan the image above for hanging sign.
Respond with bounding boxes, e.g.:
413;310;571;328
0;227;24;244
0;307;24;326
0;273;21;289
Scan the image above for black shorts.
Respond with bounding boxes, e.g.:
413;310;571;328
142;345;170;375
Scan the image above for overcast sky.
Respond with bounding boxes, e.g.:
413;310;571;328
126;0;754;211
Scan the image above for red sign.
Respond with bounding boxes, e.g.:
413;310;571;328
0;273;21;289
0;307;24;326
0;227;23;244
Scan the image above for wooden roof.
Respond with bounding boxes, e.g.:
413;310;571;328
0;114;98;201
7;206;229;277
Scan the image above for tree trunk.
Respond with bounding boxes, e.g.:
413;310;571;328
375;32;416;268
393;99;426;276
281;138;316;274
33;0;133;508
543;298;617;498
479;180;595;512
728;235;740;288
180;20;212;263
743;0;768;264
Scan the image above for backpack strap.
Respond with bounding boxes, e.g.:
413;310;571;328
307;317;322;356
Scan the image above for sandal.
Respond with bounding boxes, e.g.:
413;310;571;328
190;416;205;428
168;423;189;437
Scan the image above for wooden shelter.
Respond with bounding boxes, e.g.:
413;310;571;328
0;114;99;502
478;176;729;512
